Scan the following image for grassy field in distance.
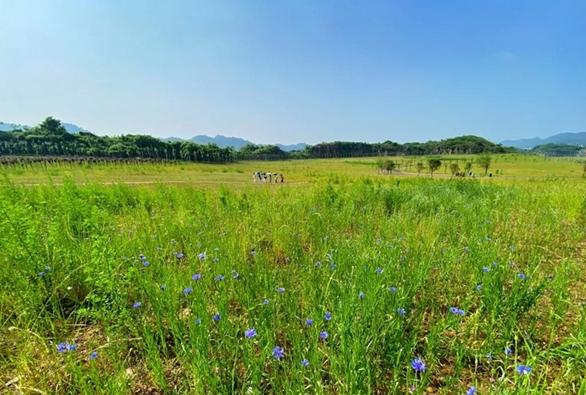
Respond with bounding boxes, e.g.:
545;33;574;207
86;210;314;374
0;154;585;394
1;154;585;187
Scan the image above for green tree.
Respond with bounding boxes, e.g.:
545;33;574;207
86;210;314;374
464;161;473;174
378;159;396;174
428;158;442;177
449;162;460;175
477;155;492;175
416;161;424;175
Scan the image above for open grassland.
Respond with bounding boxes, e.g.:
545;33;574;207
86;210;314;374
1;154;584;187
0;155;585;394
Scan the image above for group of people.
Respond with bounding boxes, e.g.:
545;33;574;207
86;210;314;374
252;171;285;183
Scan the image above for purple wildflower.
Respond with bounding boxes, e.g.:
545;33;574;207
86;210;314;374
244;328;257;339
305;318;314;326
324;311;332;321
301;358;309;367
466;386;477;395
319;330;329;340
89;351;98;360
449;306;465;316
397;307;406;317
213;313;221;322
272;346;285;360
516;365;532;375
411;358;426;373
132;301;142;309
183;287;193;295
192;273;202;281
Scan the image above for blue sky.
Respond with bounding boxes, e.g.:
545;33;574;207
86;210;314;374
1;1;585;144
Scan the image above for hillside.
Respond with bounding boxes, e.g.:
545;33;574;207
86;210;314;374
502;131;586;149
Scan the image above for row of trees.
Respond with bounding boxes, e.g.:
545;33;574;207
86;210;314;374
377;155;494;176
0;118;512;162
300;136;511;158
0;118;234;162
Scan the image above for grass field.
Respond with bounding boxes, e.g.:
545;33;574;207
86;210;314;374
1;155;585;394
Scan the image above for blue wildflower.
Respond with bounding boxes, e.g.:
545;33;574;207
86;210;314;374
466;386;477;395
517;273;527;280
375;267;383;274
397;307;406;317
132;301;142;309
482;266;490;273
56;342;68;353
476;284;483;291
505;346;513;356
183;287;193;296
516;365;532;375
301;358;309;367
89;351;98;360
232;271;240;280
67;343;77;352
305;318;314;326
214;274;225;282
277;287;286;294
174;252;185;260
319;330;329;340
192;273;202;281
411;358;426;373
449;306;465;316
272;346;285;360
324;311;332;321
388;286;398;293
194;317;202;325
329;263;337;270
139;254;146;261
213;313;221;322
245;328;257;339
142;260;150;267
263;298;270;305
359;291;365;300
198;252;206;261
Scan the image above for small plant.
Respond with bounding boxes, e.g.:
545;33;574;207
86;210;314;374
477;155;492;175
428;158;442;176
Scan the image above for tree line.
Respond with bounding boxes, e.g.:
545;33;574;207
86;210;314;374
0;117;513;163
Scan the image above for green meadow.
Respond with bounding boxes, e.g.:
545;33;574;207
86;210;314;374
1;155;585;394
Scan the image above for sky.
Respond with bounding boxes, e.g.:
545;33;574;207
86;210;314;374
1;0;585;144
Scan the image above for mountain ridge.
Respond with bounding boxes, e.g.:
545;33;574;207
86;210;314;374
501;132;586;149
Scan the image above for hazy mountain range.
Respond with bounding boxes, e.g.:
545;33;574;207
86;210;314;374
165;135;307;152
501;132;586;149
0;121;307;152
0;121;87;134
3;119;585;151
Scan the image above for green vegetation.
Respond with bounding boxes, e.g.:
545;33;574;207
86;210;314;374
531;143;585;157
1;118;513;163
2;156;584;393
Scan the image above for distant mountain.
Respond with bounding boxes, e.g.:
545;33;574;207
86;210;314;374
188;134;307;152
190;134;252;150
502;132;586;149
62;122;88;134
0;120;86;134
0;121;28;132
277;143;307;152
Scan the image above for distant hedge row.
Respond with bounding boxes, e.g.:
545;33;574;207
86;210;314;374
0;117;512;162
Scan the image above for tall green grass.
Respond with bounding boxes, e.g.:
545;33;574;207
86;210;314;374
0;177;585;393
